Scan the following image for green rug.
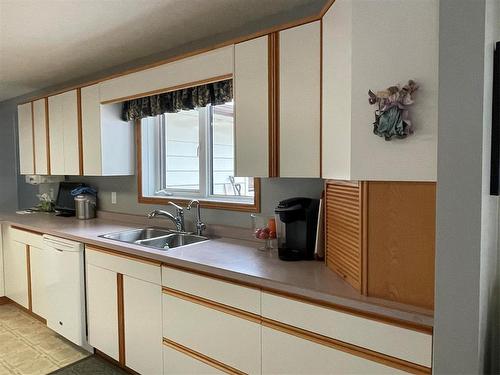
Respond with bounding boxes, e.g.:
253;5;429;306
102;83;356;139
49;355;127;375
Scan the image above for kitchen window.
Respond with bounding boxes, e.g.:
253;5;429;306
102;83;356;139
138;100;259;211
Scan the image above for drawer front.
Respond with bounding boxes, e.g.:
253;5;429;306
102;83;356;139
86;247;161;284
163;344;224;375
162;266;260;314
262;292;432;368
163;292;261;374
10;227;43;249
262;326;406;374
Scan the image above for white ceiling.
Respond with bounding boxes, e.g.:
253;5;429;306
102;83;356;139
0;0;322;102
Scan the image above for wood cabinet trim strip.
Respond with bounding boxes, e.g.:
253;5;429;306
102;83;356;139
101;74;233;105
26;245;32;312
30;102;36;173
162;287;261;324
261;317;430;375
268;33;279;177
44;98;51;175
163;338;246;375
77;88;84;176
85;245;162;266
10;225;44;236
117;273;125;366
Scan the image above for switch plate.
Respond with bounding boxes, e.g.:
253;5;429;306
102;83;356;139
111;192;117;204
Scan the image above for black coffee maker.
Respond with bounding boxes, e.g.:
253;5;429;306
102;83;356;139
274;197;320;261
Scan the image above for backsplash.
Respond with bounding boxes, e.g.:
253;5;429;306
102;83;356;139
18;176;324;229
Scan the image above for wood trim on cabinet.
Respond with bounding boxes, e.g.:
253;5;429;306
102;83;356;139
268;33;279;177
85;245;162;266
162;287;261;324
319;19;323;177
163;338;246;375
44;98;51;175
117;273;125;366
30;101;36;173
135;119;261;213
77;88;84;175
319;0;336;17
361;181;369;295
261;317;431;375
26;245;32;312
101;74;233;105
10;225;44;236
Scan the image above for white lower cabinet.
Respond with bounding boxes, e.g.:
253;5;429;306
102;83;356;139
163;345;223;375
30;245;48;318
262;327;404;374
163;292;261;374
4;240;28;308
123;275;163;375
86;263;119;361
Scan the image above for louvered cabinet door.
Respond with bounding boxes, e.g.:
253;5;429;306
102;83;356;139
325;180;365;292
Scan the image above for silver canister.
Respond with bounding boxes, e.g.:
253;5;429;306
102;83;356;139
74;194;96;220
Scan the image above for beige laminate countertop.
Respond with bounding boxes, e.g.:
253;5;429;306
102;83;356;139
0;211;433;329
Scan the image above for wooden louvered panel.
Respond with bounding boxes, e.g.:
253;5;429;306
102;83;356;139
325;181;365;292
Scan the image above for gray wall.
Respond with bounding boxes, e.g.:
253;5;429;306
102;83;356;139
0;101;20;211
434;0;500;373
67;176;323;229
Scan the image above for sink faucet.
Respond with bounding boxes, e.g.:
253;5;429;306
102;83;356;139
187;199;206;236
147;201;185;232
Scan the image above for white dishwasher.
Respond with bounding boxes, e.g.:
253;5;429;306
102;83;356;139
43;235;88;348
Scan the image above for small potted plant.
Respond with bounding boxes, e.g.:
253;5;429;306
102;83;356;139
35;193;55;213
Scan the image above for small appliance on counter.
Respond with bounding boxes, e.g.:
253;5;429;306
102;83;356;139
54;182;86;217
274;197;320;261
72;185;97;220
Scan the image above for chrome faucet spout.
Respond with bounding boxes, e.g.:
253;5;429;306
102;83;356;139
147;205;185;232
187;199;206;236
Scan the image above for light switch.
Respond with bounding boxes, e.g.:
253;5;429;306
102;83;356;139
111;192;117;204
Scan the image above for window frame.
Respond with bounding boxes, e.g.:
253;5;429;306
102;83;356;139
135;119;261;213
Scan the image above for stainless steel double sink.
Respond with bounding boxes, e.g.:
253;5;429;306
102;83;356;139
99;228;208;251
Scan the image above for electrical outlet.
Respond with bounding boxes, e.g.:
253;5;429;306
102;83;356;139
111;192;117;204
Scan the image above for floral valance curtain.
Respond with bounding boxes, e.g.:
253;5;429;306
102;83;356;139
122;79;233;121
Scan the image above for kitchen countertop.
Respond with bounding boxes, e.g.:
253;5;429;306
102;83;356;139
0;211;433;329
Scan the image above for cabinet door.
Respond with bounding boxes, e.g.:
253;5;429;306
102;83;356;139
30;245;48;318
279;21;321;177
164;344;224;375
33;99;49;175
4;240;29;308
123;275;163;375
262;327;405;374
17;102;34;175
234;36;269;177
81;84;102;176
86;264;119;361
49;90;80;175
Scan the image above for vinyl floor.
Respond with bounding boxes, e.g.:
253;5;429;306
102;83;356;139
0;303;90;375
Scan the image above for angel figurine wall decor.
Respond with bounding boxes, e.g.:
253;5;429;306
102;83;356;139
368;80;418;141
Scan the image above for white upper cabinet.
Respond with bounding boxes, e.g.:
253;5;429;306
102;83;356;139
322;0;438;181
48;90;80;175
279;21;321;178
234;36;269;178
81;84;134;176
100;46;234;103
32;98;49;175
17;102;34;175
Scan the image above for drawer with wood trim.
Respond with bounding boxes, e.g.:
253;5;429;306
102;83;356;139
261;292;432;369
10;226;44;249
86;246;161;285
162;289;261;374
162;266;261;314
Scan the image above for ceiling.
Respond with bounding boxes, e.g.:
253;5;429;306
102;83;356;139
0;0;323;103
